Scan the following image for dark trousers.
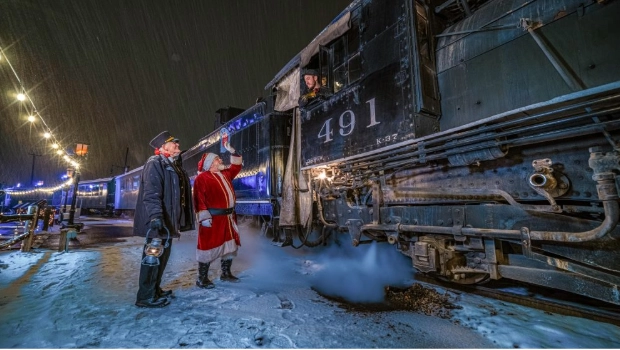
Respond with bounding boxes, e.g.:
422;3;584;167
136;237;173;301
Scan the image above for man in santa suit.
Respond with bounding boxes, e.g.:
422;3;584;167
193;143;243;288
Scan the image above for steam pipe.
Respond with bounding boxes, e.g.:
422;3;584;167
529;199;618;242
359;177;619;243
342;95;620;173
312;179;338;228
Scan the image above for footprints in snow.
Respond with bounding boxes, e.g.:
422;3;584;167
277;294;294;310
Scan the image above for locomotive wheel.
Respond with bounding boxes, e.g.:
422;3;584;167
436;272;490;285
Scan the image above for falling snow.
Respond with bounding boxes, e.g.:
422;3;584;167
0;0;352;186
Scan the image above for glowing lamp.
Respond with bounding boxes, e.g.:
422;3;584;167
141;227;170;266
142;239;165;266
75;143;89;157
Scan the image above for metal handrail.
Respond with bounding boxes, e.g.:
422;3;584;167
0;231;31;249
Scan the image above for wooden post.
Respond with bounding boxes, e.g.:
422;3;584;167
58;228;78;252
58;229;68;252
20;205;39;252
42;206;52;231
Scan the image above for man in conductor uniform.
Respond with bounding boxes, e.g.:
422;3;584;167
134;131;195;308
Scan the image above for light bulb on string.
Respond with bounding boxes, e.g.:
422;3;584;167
2;44;84;191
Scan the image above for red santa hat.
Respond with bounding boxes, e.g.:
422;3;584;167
198;153;218;172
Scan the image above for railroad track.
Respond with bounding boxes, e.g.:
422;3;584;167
415;274;620;327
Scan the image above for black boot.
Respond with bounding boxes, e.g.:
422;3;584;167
135;297;170;308
220;259;239;282
196;262;215;289
281;230;293;247
272;229;292;247
156;288;173;298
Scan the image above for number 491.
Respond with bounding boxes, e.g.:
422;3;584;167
317;98;379;143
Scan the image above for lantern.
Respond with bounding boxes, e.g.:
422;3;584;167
75;143;89;157
141;227;170;266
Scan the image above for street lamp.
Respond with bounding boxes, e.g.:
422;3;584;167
67;143;89;227
60;167;74;222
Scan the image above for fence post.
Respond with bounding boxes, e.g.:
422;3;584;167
58;229;68;252
20;205;40;252
58;228;78;252
42;206;52;231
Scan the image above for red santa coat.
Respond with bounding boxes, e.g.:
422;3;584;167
193;155;242;263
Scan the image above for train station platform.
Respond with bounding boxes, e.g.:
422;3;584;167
1;218;618;348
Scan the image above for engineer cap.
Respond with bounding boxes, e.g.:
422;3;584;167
302;68;319;77
149;131;179;149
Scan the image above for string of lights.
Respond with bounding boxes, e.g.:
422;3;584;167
0;45;83;192
5;179;74;196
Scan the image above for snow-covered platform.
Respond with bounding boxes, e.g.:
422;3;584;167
1;219;618;348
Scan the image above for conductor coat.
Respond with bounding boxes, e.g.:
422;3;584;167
133;154;195;238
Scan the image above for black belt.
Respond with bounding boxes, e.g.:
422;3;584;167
208;207;235;216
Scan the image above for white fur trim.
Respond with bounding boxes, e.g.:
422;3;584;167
197;210;212;222
196;240;239;263
230;154;242;165
202;153;218;171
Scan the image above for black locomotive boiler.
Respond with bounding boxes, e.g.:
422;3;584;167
261;0;620;305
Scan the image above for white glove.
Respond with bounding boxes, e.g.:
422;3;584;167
201;219;212;227
224;142;236;154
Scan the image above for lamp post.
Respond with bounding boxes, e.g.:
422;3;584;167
67;143;88;226
61;168;74;222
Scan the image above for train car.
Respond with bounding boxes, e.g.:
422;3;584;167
113;166;143;216
264;0;620;305
90;101;292;221
182;100;293;228
74;177;115;214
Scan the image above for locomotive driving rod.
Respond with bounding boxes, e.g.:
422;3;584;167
360;177;619;243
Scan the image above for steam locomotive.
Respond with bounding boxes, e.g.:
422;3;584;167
79;0;620;305
260;0;620;305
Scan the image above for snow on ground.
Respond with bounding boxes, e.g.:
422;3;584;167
0;220;619;348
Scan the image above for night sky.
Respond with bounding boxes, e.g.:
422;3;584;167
0;0;351;187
